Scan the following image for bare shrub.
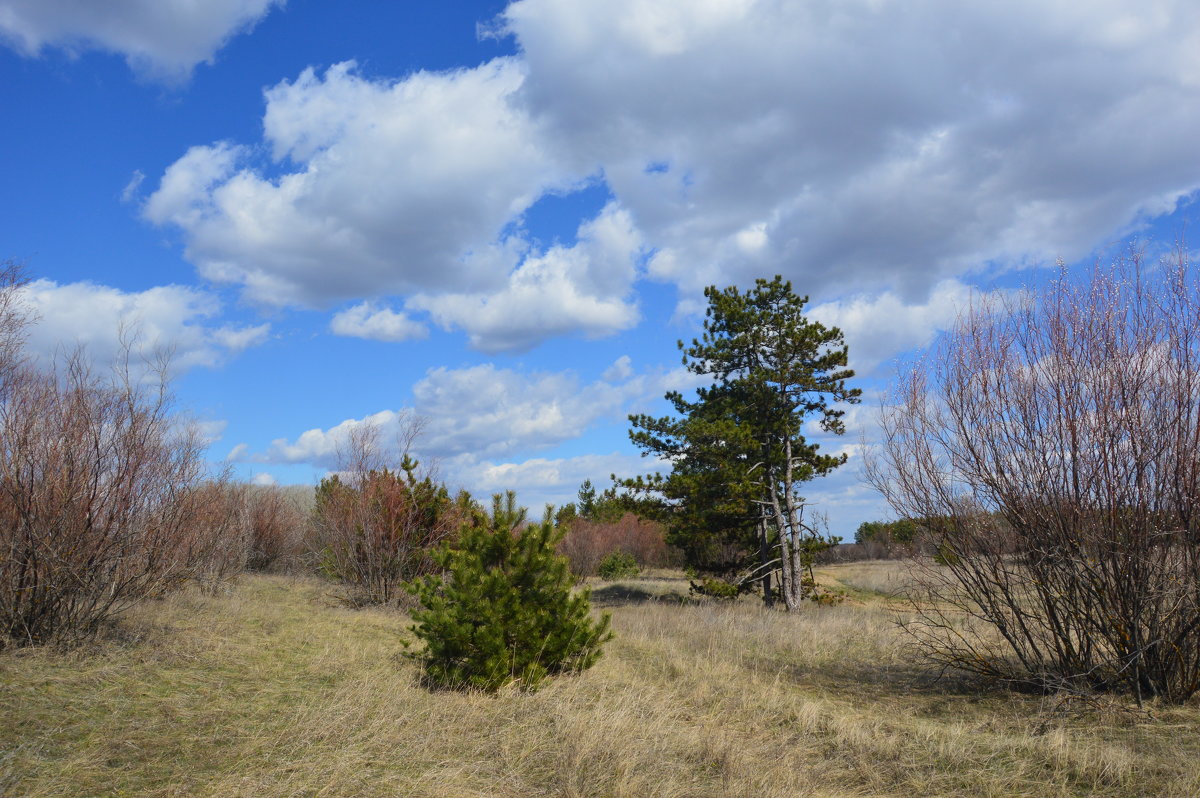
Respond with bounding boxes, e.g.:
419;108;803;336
176;480;252;592
558;513;675;576
244;486;307;572
869;248;1200;703
0;350;238;645
308;425;466;607
0;260;27;383
0;260;246;645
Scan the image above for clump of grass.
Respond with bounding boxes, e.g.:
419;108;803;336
3;568;1200;797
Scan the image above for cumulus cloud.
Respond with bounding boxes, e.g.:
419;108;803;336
212;323;271;352
808;280;977;375
193;419;229;446
143;143;243;230
145;0;1200;351
254;409;411;467
145;59;569;307
330;302;427;342
506;0;1200;302
410;203;643;352
0;0;281;81
234;355;698;473
144;58;656;351
413;363;643;458
18;279;269;373
248;363;652;469
602;355;633;382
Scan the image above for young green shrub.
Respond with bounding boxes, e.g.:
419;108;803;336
408;492;613;692
688;576;742;600
597;551;640;580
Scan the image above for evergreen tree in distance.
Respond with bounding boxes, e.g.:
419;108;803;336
407;491;612;692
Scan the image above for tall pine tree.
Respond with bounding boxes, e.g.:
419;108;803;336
625;276;860;609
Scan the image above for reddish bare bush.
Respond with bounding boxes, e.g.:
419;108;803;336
244;486;307;572
869;248;1200;703
176;480;251;592
0;262;245;645
558;513;675;576
0;351;238;645
308;425;467;607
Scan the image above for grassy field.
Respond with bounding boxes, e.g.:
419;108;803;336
3;562;1200;797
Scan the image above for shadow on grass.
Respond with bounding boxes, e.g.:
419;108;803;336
764;653;1049;708
588;583;692;607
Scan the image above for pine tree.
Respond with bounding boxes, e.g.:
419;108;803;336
407;491;613;692
624;276;860;609
577;479;597;518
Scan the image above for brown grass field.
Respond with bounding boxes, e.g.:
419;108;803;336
3;561;1200;797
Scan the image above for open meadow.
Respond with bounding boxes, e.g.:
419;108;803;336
6;4;1200;796
4;562;1200;798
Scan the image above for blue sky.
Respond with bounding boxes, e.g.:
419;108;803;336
3;0;1199;538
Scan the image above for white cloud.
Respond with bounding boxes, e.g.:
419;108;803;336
0;0;281;82
143;143;243;231
410;203;643;352
146;59;570;309
506;0;1200;303
254;409;406;467
808;280;977;375
330;302;427;343
250;472;277;486
235;357;687;471
193;419;229;446
145;60;654;352
602;355;633;382
120;170;145;203
146;0;1200;352
412;363;639;458
17;279;269;373
212;323;271;352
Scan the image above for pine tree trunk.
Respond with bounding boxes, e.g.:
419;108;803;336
758;517;774;607
768;482;798;611
770;439;807;612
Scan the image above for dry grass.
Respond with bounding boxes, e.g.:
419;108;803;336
815;559;921;601
3;564;1200;797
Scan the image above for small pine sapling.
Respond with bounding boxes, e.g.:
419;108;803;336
597;551;640;580
407;492;613;692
